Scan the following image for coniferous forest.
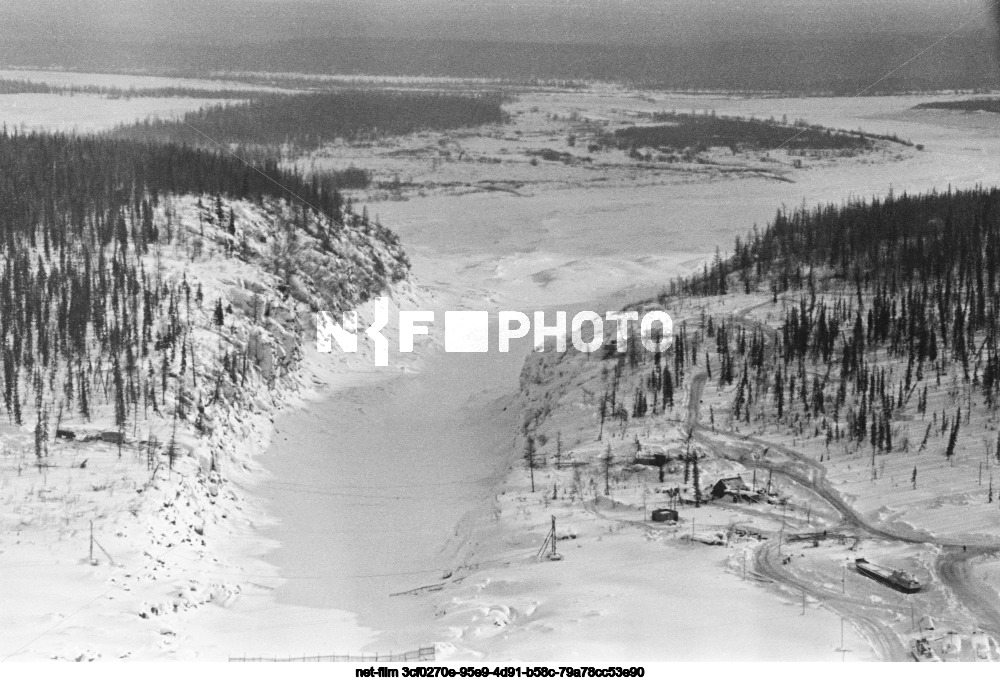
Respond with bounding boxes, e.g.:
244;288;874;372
0;130;408;458
915;99;1000;114
108;90;508;151
606;113;884;153
655;186;1000;460
525;186;1000;520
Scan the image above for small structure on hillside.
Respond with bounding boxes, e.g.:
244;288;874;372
100;431;125;445
651;508;679;522
711;476;758;502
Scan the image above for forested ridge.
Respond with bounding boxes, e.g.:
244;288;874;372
0;132;360;221
664;186;1000;459
542;186;1000;480
0;130;408;462
523;186;1000;513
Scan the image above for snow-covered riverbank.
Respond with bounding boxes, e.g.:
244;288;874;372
11;77;1000;661
265;88;1000;661
0;192;411;661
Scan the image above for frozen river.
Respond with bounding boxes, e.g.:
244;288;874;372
257;92;1000;659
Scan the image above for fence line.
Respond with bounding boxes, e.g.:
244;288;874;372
229;646;435;662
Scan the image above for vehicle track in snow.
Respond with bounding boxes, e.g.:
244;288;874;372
685;367;906;659
683;303;1000;658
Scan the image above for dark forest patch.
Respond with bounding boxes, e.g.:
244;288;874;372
108;90;507;151
602;113;905;154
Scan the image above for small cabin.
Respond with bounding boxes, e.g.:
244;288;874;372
100;431;125;445
711;476;758;502
651;508;679;523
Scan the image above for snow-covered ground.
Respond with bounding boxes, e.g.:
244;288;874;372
8;73;1000;662
0;69;284;134
294;86;1000;661
0;189;409;661
0;94;246;133
248;89;999;660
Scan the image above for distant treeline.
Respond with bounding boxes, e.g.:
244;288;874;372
914;99;1000;114
217;73;587;93
0;78;258;99
605;113;878;153
2;32;997;94
108;90;507;150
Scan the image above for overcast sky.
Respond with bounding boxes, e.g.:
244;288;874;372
0;0;994;44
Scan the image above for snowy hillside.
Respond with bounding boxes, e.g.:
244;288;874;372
0;133;411;659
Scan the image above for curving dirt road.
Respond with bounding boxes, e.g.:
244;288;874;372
751;539;908;661
684;325;1000;659
686;367;910;659
937;547;1000;637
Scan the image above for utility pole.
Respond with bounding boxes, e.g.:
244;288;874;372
551;516;557;559
778;503;786;556
691;517;695;542
89;520;94;564
841;617;846;662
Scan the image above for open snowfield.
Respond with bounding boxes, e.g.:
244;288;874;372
0;94;245;134
0;69;285;134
